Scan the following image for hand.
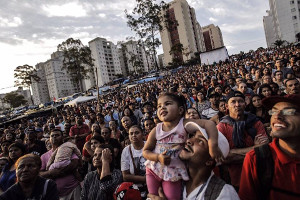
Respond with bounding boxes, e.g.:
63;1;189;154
147;187;166;200
158;151;171;166
254;134;269;146
84;141;91;150
101;148;112;163
209;145;225;164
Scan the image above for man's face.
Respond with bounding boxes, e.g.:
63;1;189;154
270;102;300;139
209;96;219;105
275;72;283;81
227;97;245;116
275;60;282;68
236;78;243;85
263;76;272;84
50;131;63;147
121;116;132;129
238;83;247;94
286;79;300;94
179;131;211;166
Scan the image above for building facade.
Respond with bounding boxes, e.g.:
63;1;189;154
202;24;224;51
264;0;300;47
160;0;206;65
31;62;50;105
118;40;155;76
44;51;77;100
89;37;123;86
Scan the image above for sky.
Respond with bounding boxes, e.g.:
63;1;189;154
0;0;270;94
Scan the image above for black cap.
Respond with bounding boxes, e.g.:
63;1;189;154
226;91;245;103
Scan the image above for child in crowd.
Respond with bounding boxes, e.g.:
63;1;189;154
46;137;81;170
143;93;224;199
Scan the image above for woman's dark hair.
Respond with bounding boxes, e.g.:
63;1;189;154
158;92;187;113
196;91;206;101
7;142;26;167
217;100;227;119
186;107;201;119
90;135;105;144
248;94;268;123
129;125;143;133
258;84;274;98
122;106;134;117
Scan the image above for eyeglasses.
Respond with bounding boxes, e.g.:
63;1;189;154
268;108;298;116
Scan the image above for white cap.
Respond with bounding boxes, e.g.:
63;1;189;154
185;122;230;164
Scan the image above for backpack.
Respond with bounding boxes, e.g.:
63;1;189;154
255;143;300;199
254;144;274;200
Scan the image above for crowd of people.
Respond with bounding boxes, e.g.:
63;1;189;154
0;44;299;200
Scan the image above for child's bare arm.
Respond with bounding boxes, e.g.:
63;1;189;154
143;128;159;162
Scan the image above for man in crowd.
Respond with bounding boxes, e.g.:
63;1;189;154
69;116;90;151
239;94;300;200
40;129;81;199
275;59;293;78
148;126;239;200
217;91;269;189
285;78;300;95
202;93;220;119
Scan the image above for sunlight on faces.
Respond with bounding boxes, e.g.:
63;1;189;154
270;102;300;139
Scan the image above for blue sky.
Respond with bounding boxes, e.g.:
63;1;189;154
0;0;269;93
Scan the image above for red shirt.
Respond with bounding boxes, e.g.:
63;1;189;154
82;134;92;158
217;120;266;187
69;124;90;151
239;138;300;200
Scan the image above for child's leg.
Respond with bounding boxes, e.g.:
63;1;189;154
162;180;182;200
146;168;162;195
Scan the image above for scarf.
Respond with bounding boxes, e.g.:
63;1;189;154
220;112;258;148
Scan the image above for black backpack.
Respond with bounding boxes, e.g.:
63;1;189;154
255;144;300;199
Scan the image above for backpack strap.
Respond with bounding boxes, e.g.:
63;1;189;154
129;145;139;175
254;144;274;200
42;179;49;199
204;175;226;200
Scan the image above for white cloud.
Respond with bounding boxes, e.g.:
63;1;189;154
0;17;22;27
98;13;106;18
220;23;262;33
42;2;87;17
208;7;227;16
209;17;217;22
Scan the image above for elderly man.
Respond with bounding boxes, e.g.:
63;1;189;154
217;91;268;189
148;124;239;200
40;129;81;200
239;94;300;200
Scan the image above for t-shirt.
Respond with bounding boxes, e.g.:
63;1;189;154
40;149;80;196
182;173;239;200
201;108;219;119
121;143;146;176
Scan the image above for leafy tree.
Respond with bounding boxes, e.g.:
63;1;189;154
273;40;285;48
14;64;40;104
3;92;27;108
125;0;169;71
57;38;94;92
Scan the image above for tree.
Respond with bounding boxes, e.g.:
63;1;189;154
14;64;40;104
273;40;286;48
125;0;169;71
3;92;27;108
57;38;94;92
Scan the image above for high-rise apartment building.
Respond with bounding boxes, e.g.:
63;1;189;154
118;40;155;76
31;62;50;105
264;0;300;47
44;51;77;100
89;37;123;86
160;0;206;65
202;24;224;51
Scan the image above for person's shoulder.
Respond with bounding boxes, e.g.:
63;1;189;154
218;183;240;200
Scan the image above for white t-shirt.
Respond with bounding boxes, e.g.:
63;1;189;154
182;173;240;200
121;143;146;176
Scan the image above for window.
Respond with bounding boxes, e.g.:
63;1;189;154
292;8;296;12
293;15;297;20
291;0;295;4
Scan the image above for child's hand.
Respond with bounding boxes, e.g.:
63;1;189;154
158;151;171;165
209;145;225;164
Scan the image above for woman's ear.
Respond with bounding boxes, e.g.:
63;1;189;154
179;106;185;115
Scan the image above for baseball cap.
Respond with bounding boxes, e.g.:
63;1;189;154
184;122;230;165
262;94;300;111
113;182;142;200
226;91;245;103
